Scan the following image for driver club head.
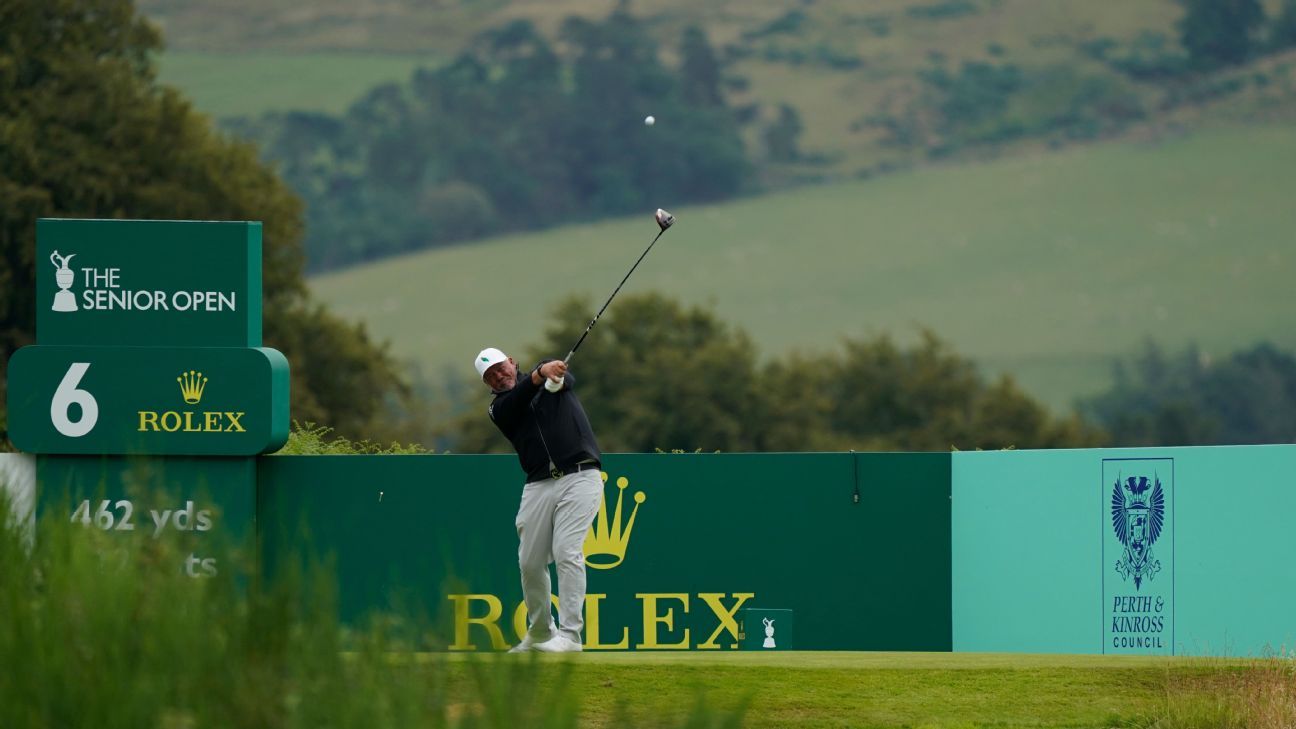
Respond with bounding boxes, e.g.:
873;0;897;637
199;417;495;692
655;208;675;231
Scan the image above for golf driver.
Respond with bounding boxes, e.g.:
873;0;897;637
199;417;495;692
544;208;675;391
565;207;674;363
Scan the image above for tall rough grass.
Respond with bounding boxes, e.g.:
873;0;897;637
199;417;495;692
0;487;742;728
1130;656;1296;729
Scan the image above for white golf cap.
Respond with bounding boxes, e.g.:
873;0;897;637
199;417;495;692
474;347;508;381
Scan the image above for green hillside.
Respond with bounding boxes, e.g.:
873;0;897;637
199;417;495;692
155;52;438;117
310;124;1296;411
139;0;1184;56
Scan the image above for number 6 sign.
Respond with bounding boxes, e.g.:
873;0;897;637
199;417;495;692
50;362;98;437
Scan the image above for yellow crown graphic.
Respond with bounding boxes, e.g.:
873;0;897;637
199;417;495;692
177;370;208;405
583;472;646;570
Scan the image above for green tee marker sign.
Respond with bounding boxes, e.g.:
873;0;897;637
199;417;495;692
7;346;289;456
737;608;795;650
9;218;290;457
13;218;286;579
36;218;262;347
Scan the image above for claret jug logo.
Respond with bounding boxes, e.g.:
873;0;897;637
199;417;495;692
584;472;646;569
1111;474;1165;589
137;371;246;434
50;250;78;312
762;617;777;648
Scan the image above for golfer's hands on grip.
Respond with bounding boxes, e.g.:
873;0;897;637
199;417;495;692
537;360;566;391
538;360;566;381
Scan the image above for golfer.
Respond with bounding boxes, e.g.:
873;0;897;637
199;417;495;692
475;347;603;653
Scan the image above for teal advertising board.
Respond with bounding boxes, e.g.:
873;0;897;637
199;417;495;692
951;445;1296;656
257;452;953;651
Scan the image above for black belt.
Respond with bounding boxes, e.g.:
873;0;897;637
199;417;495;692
548;461;600;479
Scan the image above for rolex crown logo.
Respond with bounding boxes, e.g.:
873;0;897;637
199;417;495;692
177;370;208;405
583;472;646;570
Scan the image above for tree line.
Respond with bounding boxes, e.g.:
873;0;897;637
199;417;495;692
228;7;755;271
867;0;1296;164
447;292;1104;453
1179;0;1296;70
1082;340;1296;447
446;293;1296;454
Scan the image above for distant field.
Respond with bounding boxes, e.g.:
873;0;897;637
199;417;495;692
139;0;1181;55
311;124;1296;412
145;0;1189;173
439;651;1250;728
155;51;438;117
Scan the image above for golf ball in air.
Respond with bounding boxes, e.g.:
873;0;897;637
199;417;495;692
644;115;655;126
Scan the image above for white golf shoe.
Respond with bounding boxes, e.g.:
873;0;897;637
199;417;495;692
533;635;583;653
508;634;543;653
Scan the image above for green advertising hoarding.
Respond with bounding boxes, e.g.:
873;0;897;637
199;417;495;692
257;452;953;651
8;346;288;456
36;219;263;348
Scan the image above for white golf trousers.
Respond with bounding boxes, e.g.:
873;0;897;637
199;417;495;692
515;467;602;644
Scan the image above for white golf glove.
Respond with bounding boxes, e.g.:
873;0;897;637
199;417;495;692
544;376;565;393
